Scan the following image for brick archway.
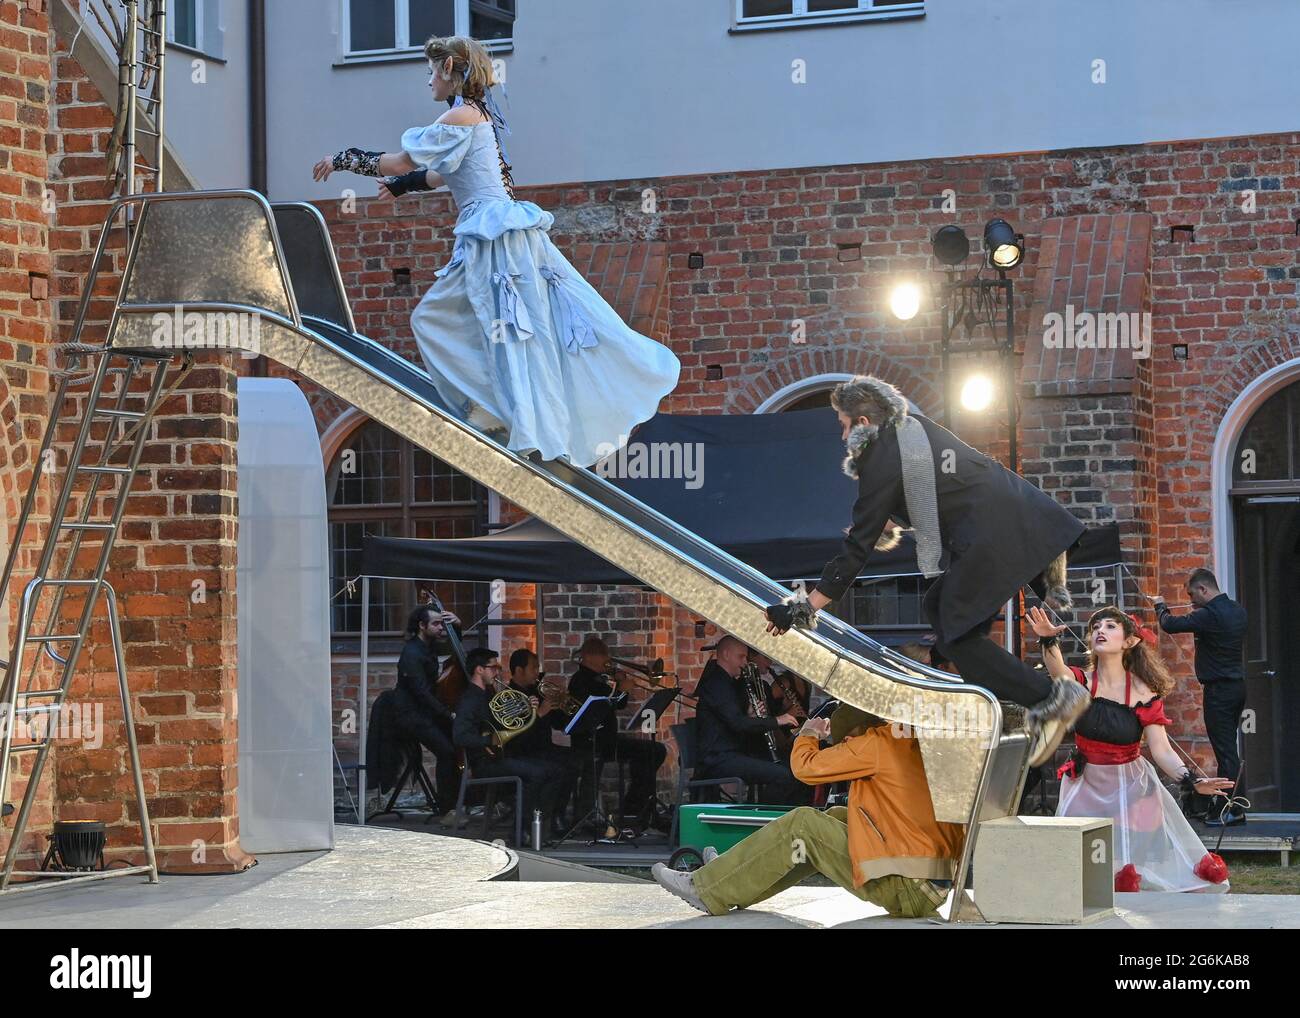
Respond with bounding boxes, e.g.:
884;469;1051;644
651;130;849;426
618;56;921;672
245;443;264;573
1207;319;1300;595
724;346;942;417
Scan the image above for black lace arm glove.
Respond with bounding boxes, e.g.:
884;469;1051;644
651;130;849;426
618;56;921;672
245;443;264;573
331;147;384;177
383;169;435;197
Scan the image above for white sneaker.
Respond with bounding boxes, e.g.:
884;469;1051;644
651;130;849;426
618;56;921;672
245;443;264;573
652;862;710;914
702;846;719;864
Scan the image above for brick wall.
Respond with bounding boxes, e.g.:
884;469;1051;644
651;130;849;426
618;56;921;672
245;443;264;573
0;0;249;872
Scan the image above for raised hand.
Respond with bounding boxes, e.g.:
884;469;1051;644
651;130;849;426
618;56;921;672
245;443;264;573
1026;605;1068;639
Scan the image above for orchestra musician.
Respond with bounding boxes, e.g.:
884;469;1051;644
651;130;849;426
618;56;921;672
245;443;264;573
508;648;580;838
452;647;571;839
693;636;808;805
748;649;810;725
567;635;668;833
393;605;463;815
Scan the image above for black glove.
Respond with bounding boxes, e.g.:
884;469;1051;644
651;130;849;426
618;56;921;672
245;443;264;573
331;147;383;177
383;168;434;197
766;598;815;632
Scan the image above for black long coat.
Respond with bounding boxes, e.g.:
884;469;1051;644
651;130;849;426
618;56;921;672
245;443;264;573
815;414;1084;643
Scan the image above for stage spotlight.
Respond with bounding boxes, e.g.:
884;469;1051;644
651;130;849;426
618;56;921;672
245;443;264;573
959;372;996;412
983;219;1023;270
889;280;922;321
932;225;970;266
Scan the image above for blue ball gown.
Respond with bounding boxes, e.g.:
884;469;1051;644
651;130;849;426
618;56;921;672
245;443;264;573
400;118;680;467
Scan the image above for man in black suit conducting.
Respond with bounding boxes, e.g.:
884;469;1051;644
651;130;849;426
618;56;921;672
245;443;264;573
1155;568;1249;826
765;375;1091;767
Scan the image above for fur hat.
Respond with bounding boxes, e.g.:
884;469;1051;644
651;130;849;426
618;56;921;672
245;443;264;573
834;376;909;479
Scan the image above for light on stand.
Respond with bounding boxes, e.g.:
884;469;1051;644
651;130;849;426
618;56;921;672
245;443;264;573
889;280;923;322
959;372;996;413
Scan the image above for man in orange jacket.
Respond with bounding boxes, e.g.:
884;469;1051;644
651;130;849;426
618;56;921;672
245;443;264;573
653;706;965;918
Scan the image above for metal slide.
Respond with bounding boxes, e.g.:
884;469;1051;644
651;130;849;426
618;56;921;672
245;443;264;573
99;190;1032;920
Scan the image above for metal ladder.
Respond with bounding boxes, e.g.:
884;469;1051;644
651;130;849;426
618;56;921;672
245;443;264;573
121;0;167;198
0;342;191;892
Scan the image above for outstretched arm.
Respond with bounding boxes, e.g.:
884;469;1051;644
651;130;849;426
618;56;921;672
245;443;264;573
312;149;425;181
1144;724;1233;796
815;427;905;604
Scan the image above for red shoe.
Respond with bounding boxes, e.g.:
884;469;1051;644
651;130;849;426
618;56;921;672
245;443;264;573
1194;852;1229;884
1114;863;1141;892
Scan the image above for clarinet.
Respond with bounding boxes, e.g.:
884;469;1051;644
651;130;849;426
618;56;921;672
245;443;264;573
741;663;780;763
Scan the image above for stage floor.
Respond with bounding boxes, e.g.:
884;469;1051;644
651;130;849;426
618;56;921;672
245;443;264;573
0;825;1295;929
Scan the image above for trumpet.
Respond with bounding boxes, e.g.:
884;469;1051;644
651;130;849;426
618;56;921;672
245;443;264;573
484;677;536;753
539;674;582;717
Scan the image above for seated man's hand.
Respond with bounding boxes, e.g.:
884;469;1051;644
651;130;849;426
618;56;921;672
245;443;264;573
797;717;831;741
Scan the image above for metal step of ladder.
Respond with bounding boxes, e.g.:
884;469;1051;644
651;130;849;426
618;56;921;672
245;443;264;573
0;341;191;893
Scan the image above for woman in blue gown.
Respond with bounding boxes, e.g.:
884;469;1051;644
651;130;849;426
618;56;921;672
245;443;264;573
313;35;680;467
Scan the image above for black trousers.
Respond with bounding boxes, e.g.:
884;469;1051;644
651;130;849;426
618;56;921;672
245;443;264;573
699;751;809;806
1201;679;1246;782
395;714;460;813
475;751;572;823
924;577;1053;707
576;733;668;822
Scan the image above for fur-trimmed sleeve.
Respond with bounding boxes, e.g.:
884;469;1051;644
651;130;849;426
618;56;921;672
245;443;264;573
815;426;905;602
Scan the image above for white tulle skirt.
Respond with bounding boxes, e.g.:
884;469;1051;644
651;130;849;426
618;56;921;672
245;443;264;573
1057;757;1228;893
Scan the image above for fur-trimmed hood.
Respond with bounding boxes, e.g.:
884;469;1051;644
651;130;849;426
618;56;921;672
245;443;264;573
840;377;910;479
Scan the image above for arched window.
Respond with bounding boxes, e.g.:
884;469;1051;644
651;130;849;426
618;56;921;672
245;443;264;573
327;419;488;650
1232;382;1300;489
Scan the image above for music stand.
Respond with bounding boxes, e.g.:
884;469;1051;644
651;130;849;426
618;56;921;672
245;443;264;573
622;687;681;832
561;696;621;845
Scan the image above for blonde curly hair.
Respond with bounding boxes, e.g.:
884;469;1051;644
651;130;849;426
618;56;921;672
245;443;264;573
423;35;498;101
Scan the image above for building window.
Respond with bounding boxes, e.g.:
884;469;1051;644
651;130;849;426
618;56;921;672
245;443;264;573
734;0;923;31
168;0;226;60
172;0;200;50
1232;381;1300;490
327;419;489;650
344;0;514;56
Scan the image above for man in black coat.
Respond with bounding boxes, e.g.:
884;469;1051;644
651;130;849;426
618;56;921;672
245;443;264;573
1155;568;1249;825
694;636;806;805
765;375;1091;767
392;604;461;813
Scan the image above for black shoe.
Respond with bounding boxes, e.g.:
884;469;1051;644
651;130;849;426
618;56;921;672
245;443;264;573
1;803;12;818
1203;808;1247;827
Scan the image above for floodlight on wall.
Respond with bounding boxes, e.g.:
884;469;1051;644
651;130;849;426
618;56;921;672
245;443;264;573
932;225;971;267
983;219;1024;270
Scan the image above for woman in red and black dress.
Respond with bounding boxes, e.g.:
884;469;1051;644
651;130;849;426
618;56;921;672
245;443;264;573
1028;605;1234;893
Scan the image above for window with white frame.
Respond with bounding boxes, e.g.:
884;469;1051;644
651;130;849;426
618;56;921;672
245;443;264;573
344;0;515;56
168;0;225;59
171;0;202;50
735;0;923;30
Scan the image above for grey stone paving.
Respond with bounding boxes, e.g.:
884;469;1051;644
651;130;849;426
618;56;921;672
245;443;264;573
0;825;1293;929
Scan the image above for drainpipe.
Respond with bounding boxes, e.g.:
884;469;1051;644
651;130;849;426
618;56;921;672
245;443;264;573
249;0;268;377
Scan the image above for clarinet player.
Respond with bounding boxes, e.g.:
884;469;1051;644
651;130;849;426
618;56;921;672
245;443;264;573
693;636;807;805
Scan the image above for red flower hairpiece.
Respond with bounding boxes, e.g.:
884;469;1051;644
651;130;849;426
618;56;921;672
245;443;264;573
1126;612;1158;644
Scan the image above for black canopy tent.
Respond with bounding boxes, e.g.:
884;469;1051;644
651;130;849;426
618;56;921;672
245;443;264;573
360;409;1124;585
